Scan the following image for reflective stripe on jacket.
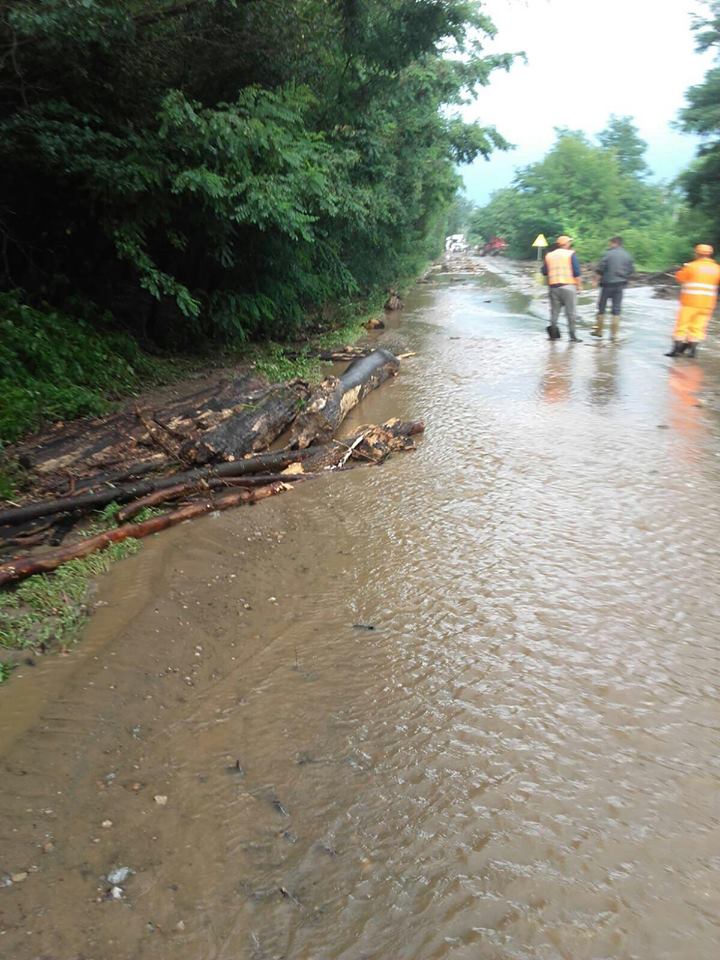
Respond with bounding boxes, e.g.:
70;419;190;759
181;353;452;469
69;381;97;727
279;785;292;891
676;258;720;310
545;248;576;286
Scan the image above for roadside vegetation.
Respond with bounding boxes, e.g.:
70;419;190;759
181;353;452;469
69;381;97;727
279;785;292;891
0;0;514;449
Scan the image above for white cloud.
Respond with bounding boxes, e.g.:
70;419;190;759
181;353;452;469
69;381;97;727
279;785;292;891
460;0;715;202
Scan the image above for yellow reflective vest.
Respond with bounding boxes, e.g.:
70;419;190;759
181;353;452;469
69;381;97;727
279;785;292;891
544;248;577;286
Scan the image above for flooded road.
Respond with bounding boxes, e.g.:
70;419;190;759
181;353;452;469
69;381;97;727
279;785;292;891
2;262;720;959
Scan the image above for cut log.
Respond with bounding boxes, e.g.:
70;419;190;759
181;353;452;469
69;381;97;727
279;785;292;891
0;483;288;587
181;382;310;464
0;417;422;529
0;447;328;528
11;372;268;477
289;349;400;449
116;473;307;523
316;347;371;362
74;456;171;492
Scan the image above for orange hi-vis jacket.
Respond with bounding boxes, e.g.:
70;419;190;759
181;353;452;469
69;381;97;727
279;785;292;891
545;248;577;286
675;257;720;310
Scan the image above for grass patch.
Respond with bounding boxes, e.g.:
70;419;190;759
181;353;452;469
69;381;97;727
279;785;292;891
0;539;142;651
0;453;25;501
0;660;15;683
245;342;322;383
0;501;168;655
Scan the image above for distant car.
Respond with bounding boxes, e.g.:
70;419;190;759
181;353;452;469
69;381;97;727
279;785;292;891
479;237;507;257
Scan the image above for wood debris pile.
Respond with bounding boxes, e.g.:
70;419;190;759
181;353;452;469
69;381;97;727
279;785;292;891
0;349;423;586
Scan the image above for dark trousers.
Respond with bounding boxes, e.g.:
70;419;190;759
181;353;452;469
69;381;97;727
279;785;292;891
597;283;624;315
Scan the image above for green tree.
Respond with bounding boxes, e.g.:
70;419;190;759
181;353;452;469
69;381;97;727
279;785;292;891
471;122;693;269
598;115;650;179
0;0;515;345
677;0;720;247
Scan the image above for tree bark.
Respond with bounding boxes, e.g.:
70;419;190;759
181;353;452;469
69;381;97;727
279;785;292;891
0;447;326;527
12;372;268;477
0;417;422;529
181;381;310;464
0;483;288;588
115;473;307;523
289;349;400;449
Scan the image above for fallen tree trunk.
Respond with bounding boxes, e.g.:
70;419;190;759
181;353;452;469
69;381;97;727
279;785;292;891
73;456;172;493
0;483;288;587
0;447;329;528
12;372;269;478
289;348;400;449
0;418;423;529
181;381;310;464
116;473;307;523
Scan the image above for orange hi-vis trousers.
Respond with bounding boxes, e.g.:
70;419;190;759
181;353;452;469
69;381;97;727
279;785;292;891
673;257;720;342
673;305;713;343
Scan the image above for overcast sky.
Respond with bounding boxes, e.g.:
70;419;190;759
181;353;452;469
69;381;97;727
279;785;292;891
460;0;714;204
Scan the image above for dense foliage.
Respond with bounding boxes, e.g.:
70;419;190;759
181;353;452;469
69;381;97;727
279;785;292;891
469;119;695;269
0;293;161;442
677;0;720;248
0;0;512;348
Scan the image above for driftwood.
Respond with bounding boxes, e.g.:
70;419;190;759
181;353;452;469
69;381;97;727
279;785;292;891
116;473;307;523
0;420;424;585
0;483;288;587
181;382;310;464
0;447;329;528
283;418;425;473
317;347;371;361
290;349;400;449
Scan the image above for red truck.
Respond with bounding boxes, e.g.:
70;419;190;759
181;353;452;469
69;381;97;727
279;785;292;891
479;236;507;257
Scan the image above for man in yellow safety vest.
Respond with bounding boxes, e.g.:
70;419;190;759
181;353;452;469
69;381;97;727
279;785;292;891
542;235;583;342
666;243;720;358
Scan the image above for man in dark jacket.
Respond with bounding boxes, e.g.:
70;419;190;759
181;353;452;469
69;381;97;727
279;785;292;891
590;237;634;340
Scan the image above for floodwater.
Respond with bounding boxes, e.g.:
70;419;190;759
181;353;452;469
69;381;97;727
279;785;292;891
2;260;720;960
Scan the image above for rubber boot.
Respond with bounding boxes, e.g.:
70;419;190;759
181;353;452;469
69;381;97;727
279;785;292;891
546;324;561;341
610;315;620;341
665;340;686;357
686;342;697;358
590;314;604;338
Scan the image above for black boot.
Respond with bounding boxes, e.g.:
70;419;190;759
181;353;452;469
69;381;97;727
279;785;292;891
546;324;561;340
665;341;685;357
686;342;697;358
569;335;583;342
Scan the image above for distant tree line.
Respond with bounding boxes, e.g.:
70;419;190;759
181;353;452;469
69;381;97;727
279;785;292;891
0;0;513;346
468;117;699;270
470;0;720;271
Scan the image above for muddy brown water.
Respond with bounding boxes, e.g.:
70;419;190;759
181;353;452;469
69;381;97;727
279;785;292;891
2;262;720;959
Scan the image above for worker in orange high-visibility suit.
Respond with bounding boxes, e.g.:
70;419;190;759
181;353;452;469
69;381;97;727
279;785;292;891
665;244;720;358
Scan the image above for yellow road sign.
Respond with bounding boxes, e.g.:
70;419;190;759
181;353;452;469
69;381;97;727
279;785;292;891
532;234;548;248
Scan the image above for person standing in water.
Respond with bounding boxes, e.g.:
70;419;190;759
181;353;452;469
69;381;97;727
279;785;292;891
542;235;583;342
590;237;634;340
666;243;720;358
